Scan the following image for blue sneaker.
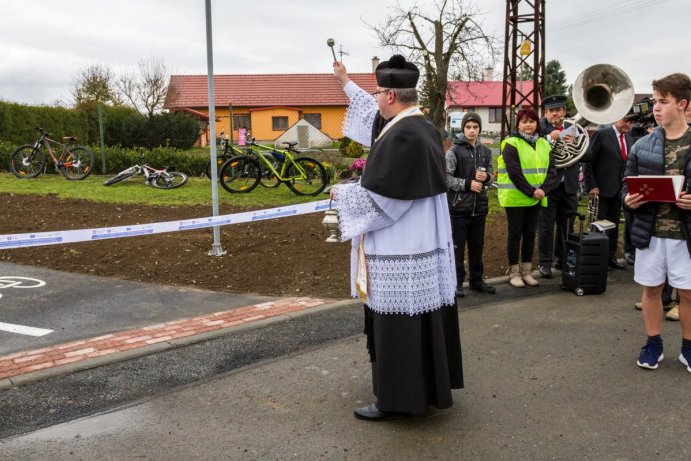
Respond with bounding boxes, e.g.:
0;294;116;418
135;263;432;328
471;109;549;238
637;340;664;369
680;349;691;373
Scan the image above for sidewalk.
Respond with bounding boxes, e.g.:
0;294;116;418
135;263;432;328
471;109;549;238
1;269;689;460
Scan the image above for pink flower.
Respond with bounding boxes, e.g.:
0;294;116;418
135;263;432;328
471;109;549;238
349;158;367;172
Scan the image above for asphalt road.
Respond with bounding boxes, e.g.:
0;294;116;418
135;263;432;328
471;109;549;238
1;265;689;460
0;261;271;356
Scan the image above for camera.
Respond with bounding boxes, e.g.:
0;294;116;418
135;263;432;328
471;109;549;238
630;97;656;141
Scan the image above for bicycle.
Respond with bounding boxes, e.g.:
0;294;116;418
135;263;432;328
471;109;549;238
9;126;95;180
203;130;298;187
103;151;188;189
218;136;327;196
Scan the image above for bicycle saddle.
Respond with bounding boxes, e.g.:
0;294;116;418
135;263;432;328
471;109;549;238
62;136;78;142
283;141;298;148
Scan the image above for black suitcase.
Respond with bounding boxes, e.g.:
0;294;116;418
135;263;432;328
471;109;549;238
560;211;609;296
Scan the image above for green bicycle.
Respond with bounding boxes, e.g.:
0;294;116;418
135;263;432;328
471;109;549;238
218;136;327;196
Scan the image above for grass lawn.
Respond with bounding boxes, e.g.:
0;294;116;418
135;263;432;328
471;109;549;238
0;173;327;208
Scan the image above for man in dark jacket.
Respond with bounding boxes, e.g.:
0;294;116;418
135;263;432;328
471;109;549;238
445;112;495;297
622;73;691;374
537;95;580;278
585;114;635;269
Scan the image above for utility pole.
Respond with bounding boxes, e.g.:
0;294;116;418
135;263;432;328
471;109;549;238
501;0;545;139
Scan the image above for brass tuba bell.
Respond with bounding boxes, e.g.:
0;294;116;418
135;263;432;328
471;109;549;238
552;64;635;169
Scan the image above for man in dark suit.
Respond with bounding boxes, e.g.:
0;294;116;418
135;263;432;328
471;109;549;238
585;114;635;269
538;95;580;278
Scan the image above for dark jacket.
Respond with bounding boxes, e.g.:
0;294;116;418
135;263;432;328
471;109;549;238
539;117;580;194
445;135;493;217
585;125;634;198
621;127;691;256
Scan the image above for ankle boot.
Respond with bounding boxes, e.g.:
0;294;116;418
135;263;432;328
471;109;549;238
520;262;540;287
507;264;525;288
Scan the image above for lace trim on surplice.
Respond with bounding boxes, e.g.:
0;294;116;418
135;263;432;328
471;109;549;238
365;247;456;316
336;183;393;241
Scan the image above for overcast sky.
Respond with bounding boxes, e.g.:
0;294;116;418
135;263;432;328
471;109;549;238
0;0;689;106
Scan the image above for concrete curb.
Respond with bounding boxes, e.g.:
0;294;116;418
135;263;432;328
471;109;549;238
0;298;360;391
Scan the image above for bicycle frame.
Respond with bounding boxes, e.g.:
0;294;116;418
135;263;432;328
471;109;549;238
34;133;75;167
243;138;308;180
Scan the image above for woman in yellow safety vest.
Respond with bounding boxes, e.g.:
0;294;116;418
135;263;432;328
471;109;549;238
497;108;557;288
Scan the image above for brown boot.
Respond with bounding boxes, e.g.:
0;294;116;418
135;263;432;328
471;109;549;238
520;262;540;287
507;264;525;288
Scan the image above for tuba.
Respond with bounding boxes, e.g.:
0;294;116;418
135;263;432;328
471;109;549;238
552;64;635;169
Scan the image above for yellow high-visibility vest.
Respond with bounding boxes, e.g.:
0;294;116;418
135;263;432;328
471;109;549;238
497;136;551;207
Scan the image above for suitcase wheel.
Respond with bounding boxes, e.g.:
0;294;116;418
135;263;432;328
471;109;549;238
575;288;584;296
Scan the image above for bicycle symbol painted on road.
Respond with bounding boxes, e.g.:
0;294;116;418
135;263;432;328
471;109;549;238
0;276;46;299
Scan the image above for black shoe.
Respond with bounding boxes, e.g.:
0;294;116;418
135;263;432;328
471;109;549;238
538;265;552;279
624;252;635;265
354;404;409;421
455;287;465;298
609;257;626;270
469;281;496;294
553;258;563;270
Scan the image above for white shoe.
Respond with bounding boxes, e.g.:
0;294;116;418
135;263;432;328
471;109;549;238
665;303;679;321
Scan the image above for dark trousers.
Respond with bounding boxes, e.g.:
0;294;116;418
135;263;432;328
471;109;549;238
623;209;635;254
538;182;578;265
596;194;622;257
505;204;541;265
451;215;486;285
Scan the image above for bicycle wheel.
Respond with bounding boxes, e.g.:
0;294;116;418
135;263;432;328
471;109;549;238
205;155;228;179
151;171;188;189
285;157;327;196
60;146;95;180
103;169;137;186
259;154;281;188
219;156;261;193
9;145;46;178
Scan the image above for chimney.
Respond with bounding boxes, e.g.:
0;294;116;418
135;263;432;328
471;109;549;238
372;56;380;73
484;66;494;81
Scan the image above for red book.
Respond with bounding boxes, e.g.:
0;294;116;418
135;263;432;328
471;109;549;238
625;175;686;202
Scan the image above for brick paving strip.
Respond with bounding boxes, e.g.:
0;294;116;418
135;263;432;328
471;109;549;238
0;297;341;389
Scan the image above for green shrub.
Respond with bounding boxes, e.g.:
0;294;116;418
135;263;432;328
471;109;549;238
0;101;88;145
344;141;364;159
338;136;352;154
100;146;208;176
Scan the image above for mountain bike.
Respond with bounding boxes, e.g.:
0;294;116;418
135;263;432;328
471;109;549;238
103;151;188;189
204;130;294;187
218;137;327;196
9;126;95;180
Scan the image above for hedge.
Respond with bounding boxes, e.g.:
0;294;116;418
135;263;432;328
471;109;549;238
0;101;89;145
0;142;208;177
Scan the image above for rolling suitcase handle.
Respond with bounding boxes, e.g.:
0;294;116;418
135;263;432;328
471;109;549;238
565;210;586;246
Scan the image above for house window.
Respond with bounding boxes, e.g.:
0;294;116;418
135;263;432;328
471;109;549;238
233;114;251;130
272;116;288;131
489;107;503;124
303;113;322;129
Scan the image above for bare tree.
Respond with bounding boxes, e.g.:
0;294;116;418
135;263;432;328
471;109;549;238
368;0;498;132
117;58;170;118
71;64;119;106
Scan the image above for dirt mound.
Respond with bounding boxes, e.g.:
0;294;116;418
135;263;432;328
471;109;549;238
0;194;510;298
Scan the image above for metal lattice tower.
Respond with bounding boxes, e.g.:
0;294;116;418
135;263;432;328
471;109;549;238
501;0;545;139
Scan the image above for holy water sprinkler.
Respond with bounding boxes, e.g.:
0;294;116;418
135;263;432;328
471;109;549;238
327;38;338;61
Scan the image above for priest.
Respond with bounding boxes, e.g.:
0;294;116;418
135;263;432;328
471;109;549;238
331;56;463;421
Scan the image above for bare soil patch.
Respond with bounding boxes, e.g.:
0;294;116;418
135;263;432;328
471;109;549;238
0;193;509;298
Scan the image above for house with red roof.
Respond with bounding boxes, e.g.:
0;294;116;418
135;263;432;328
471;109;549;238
164;71;377;146
446;79;536;136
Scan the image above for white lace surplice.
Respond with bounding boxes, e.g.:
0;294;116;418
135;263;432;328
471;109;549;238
342;81;377;147
335;182;456;316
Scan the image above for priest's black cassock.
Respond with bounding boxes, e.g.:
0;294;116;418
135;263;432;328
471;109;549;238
334;75;463;415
